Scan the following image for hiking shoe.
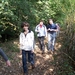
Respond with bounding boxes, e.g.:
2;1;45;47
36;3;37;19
42;51;45;54
51;51;54;54
31;64;35;69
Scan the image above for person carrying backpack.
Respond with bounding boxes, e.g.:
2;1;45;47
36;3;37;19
47;19;58;53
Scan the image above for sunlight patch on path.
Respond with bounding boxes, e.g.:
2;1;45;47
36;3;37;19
55;42;62;50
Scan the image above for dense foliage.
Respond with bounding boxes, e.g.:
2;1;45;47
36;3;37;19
0;0;65;41
0;0;75;74
61;0;75;72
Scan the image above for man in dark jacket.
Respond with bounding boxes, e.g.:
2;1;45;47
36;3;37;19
47;19;58;52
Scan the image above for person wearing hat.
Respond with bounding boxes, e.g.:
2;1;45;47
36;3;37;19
19;22;35;75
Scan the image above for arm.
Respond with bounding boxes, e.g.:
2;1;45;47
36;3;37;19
45;26;47;37
47;28;50;31
50;29;58;32
35;25;39;33
47;25;50;32
31;31;35;53
19;33;23;54
0;48;8;61
19;33;24;48
0;48;11;66
50;25;58;32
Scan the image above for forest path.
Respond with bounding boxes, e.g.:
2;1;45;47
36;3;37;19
0;32;63;75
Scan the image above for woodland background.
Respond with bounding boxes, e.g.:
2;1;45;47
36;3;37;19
0;0;75;75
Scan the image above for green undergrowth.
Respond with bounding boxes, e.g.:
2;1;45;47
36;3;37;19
53;31;75;75
0;39;19;60
53;48;75;75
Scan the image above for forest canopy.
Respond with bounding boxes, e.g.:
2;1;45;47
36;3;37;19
0;0;75;41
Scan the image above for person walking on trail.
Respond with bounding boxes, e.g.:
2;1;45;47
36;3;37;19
35;20;47;54
56;23;60;37
47;19;58;53
19;22;35;75
0;48;11;66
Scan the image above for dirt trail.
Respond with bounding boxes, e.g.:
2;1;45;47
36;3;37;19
0;33;63;75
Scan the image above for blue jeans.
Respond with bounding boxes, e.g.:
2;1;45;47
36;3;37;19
22;50;34;73
48;33;56;51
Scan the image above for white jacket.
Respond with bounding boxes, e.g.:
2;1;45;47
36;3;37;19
35;24;47;37
19;31;34;51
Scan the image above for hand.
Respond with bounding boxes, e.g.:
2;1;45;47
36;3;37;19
50;29;54;31
48;28;50;31
20;50;22;55
45;36;47;39
37;30;40;33
6;60;11;67
31;50;34;53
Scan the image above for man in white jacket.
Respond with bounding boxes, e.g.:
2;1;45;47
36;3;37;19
19;22;35;75
35;20;47;54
